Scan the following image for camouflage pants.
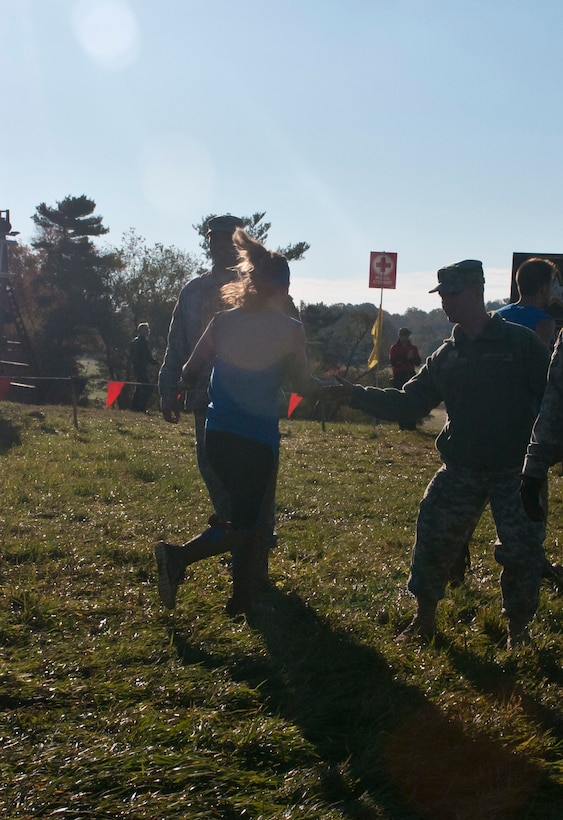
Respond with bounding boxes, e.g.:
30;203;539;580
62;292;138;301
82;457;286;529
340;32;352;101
193;410;278;550
408;463;545;622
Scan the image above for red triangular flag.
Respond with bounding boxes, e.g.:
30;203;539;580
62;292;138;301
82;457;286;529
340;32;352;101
287;393;303;418
106;381;125;408
0;378;11;400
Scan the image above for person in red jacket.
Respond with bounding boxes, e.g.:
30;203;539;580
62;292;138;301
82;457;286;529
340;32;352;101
389;328;421;429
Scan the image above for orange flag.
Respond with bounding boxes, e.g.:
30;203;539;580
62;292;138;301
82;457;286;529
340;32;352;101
106;381;125;408
287;393;303;418
0;378;11;400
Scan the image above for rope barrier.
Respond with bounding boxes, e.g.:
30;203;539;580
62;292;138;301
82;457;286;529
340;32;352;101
0;375;161;428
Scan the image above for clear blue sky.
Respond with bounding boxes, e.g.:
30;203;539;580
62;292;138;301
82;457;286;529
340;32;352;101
4;0;563;313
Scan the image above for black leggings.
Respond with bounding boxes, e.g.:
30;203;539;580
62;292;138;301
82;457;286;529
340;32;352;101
204;429;276;532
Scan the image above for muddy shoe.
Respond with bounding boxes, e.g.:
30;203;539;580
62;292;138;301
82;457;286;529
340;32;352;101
155;541;185;609
395;597;437;643
395;614;435;643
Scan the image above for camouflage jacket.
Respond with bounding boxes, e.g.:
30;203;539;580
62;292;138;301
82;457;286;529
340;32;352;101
523;328;563;478
350;313;549;470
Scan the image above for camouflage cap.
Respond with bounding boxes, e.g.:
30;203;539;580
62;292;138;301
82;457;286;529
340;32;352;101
206;214;244;236
429;259;485;293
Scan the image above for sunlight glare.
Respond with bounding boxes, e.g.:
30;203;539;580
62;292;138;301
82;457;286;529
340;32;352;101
72;0;141;70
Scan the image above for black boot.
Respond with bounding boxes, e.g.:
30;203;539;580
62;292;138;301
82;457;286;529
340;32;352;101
226;535;275;618
396;597;437;642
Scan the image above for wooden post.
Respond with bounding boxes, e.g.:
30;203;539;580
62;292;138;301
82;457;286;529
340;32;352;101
70;377;79;429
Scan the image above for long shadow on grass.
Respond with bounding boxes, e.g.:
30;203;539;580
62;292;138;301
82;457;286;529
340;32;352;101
443;638;563;742
173;589;548;819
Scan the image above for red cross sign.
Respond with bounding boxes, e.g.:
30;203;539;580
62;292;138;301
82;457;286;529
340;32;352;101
369;252;397;289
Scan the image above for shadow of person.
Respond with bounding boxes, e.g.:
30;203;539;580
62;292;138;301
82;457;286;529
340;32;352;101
171;588;545;819
443;637;563;745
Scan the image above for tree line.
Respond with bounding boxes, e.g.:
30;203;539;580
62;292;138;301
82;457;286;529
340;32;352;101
8;194;506;399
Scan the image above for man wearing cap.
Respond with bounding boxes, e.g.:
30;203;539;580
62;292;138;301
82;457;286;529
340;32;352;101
389;327;421;430
159;214;244;527
159;214;293;586
452;256;561;588
327;260;549;649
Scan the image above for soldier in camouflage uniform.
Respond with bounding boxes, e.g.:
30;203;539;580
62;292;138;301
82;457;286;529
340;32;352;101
450;257;561;587
521;328;563;525
328;260;550;649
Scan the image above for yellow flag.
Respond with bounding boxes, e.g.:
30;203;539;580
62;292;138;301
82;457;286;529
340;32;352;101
367;310;383;369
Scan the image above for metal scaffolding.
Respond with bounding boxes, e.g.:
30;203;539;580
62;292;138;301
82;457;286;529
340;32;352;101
0;210;39;399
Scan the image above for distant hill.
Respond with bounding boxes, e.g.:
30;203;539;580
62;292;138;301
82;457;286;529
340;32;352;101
300;299;508;372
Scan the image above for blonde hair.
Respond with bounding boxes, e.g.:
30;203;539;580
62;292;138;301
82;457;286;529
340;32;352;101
221;229;290;310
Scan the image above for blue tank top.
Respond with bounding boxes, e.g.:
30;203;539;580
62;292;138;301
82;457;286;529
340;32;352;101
205;356;286;448
496;303;550;332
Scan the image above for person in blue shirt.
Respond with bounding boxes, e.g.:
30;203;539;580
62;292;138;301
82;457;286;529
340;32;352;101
155;229;322;617
496;256;556;348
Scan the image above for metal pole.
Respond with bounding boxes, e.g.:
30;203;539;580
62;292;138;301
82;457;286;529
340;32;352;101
375;286;383;388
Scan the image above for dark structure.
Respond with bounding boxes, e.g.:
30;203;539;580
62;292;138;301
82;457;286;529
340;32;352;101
0;210;39;401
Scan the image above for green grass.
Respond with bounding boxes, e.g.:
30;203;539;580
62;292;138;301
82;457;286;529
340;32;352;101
0;402;562;819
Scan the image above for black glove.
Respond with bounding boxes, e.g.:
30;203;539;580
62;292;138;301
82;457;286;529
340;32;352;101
519;475;546;522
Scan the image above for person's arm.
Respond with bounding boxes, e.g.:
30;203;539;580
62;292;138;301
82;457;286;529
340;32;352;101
518;332;553;521
523;331;563;479
348;360;440;422
180;317;216;389
159;288;192;422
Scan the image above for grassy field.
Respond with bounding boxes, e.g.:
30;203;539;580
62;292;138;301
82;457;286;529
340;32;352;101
0;401;562;819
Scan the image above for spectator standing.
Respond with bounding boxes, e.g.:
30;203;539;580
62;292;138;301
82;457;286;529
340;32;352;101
389;327;421;388
389;327;421;430
129;323;157;412
496;257;557;348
